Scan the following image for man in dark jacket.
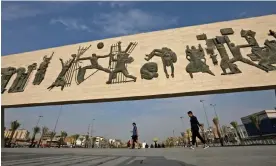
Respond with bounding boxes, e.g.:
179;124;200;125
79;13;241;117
131;122;138;149
188;111;209;149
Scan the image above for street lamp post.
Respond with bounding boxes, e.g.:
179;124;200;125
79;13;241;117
200;100;210;129
49;105;63;147
180;116;185;131
90;119;95;148
200;100;211;143
210;104;224;138
36;115;43;127
210;104;219;118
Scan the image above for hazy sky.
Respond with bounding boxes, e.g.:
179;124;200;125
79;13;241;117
2;1;276;143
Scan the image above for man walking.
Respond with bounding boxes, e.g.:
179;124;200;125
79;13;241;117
131;122;139;149
187;111;209;150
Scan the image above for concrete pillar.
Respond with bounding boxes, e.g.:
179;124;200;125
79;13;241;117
1;106;5;148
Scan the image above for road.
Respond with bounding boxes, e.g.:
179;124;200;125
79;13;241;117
2;146;276;166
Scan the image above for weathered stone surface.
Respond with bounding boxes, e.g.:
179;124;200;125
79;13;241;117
1;15;276;107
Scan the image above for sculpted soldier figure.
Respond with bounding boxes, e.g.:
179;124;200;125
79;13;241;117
33;53;54;85
8;63;37;93
228;42;269;72
268;30;276;39
215;42;242;75
1;67;16;93
251;40;276;71
145;47;177;78
140;62;159;80
106;51;137;84
47;54;76;90
185;44;215;78
77;53;111;83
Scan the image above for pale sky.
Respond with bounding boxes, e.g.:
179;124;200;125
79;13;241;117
5;90;276;143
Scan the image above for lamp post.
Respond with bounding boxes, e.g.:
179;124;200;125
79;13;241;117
210;104;219;118
49;105;63;147
36;115;43;127
210;103;224;138
200;100;210;129
180;116;185;131
90;119;95;148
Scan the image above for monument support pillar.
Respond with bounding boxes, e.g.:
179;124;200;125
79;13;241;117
1;106;5;148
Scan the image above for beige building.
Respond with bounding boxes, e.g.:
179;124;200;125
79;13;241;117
1;14;276;108
4;129;29;140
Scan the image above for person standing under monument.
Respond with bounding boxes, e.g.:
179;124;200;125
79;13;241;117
131;122;139;149
187;111;209;150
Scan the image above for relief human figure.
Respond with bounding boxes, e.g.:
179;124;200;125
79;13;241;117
47;54;76;90
8;63;37;93
227;42;269;72
76;53;111;83
106;51;136;84
1;67;16;93
185;44;215;78
268;30;276;39
216;43;242;75
106;41;137;84
252;40;276;71
33;53;54;85
145;47;177;78
140;62;159;80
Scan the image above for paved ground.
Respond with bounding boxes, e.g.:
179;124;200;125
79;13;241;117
2;146;276;166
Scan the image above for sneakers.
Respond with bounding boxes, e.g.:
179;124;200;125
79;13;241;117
203;144;209;149
189;146;195;150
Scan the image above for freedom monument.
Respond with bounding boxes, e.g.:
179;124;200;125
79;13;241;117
2;15;276;145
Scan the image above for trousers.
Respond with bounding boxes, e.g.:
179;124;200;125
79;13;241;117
192;129;206;145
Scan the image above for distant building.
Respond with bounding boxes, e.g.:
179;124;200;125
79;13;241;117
241;110;276;137
4;129;29;140
237;124;248;139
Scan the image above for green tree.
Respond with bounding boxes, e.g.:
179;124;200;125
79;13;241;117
230;121;243;144
38;126;48;148
8;120;21;146
30;126;40;148
213;117;224;146
58;131;68;148
249;115;262;137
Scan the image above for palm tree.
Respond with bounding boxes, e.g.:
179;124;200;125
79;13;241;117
8;120;21;146
48;131;56;147
37;126;48;148
85;135;89;148
92;137;96;148
249;115;262;137
153;137;158;148
79;137;84;147
72;134;80;147
186;129;191;146
230;121;243;144
30;126;40;148
213;117;224;146
58;131;68;148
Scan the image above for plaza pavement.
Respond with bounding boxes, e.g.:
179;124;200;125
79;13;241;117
2;146;276;166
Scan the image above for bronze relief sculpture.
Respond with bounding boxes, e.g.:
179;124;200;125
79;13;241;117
1;67;17;93
145;47;177;78
33;52;54;85
185;44;215;78
8;63;37;93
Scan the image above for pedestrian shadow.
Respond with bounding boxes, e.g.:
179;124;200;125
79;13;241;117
120;157;197;166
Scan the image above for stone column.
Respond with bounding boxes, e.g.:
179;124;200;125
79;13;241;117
1;106;5;148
